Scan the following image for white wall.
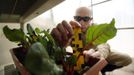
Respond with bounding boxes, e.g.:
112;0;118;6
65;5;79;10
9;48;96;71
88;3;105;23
0;23;20;69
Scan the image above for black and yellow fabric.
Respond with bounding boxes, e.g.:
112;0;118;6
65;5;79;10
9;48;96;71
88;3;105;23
71;27;84;71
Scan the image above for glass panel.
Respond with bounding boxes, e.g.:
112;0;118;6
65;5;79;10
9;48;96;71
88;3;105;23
93;0;134;28
26;10;54;31
108;29;134;57
52;0;81;24
29;0;92;29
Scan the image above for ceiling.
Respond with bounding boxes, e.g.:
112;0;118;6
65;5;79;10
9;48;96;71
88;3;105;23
0;0;38;15
0;0;64;23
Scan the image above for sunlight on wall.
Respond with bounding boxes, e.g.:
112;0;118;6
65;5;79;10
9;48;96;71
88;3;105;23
26;10;54;31
0;23;19;66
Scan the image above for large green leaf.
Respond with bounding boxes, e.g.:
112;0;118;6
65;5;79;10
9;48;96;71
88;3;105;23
25;42;63;75
86;18;117;45
3;26;26;42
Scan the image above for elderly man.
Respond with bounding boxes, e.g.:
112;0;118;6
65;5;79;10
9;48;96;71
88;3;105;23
51;7;132;75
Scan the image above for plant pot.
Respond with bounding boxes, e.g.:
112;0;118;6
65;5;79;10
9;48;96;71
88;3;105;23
10;47;108;75
10;47;30;75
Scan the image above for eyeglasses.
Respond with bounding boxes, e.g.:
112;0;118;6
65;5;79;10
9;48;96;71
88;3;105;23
74;16;93;22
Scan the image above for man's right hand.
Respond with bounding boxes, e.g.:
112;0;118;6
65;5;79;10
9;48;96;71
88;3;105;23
51;20;80;47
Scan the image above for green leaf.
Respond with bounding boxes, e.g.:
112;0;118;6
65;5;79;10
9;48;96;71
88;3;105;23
67;55;77;66
3;26;26;42
38;35;48;47
43;30;56;46
53;47;65;63
25;42;63;75
86;25;98;44
47;29;50;33
27;24;35;35
86;18;117;45
35;27;41;34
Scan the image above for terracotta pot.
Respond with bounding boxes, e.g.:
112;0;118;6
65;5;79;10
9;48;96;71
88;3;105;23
10;47;30;75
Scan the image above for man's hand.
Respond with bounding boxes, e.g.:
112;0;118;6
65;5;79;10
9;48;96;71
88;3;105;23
83;49;101;66
51;20;80;47
83;49;101;58
83;50;108;75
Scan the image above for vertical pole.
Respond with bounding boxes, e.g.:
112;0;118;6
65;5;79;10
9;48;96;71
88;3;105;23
20;22;24;30
91;0;94;24
50;9;55;26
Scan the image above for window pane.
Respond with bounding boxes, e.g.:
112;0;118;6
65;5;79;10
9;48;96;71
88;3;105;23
108;29;134;57
93;0;134;28
52;0;81;24
26;10;54;31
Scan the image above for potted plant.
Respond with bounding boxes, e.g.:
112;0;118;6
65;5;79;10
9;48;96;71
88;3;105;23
3;19;117;75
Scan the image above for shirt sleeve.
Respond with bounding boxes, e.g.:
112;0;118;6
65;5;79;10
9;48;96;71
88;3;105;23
96;43;111;59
